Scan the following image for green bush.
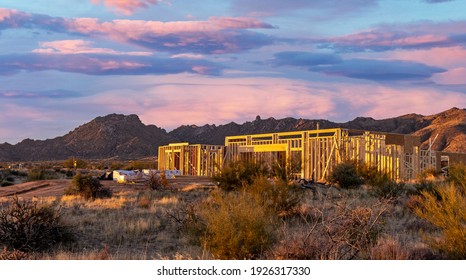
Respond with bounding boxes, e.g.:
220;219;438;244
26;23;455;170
414;182;466;259
212;161;269;191
328;161;363;189
27;169;59;181
367;173;405;199
145;172;169;190
447;164;466;193
188;191;277;259
408;178;439;198
27;169;45;181
67;174;112;200
0;196;74;252
247;176;302;217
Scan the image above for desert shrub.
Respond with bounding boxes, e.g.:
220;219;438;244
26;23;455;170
414;183;466;259
146;172;169;190
124;160;156;171
367;173;405;199
27;169;45;181
63;157;88;169
27;169;59;181
447;164;466;193
0;196;74;252
212;160;269;191
67;174;112;200
408;178;439;198
370;236;410;260
269;199;387;260
110;161;124;170
413;182;466;259
357;163;379;181
1;181;14;187
186;190;277;259
328;161;363;189
247;176;303;217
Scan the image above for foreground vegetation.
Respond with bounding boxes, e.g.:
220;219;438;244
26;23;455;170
0;161;465;260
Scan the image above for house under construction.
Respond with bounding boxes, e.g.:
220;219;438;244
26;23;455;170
157;128;463;182
157;143;224;177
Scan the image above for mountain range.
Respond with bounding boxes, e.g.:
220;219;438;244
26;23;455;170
0;107;465;161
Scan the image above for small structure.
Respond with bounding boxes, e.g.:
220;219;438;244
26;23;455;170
158;143;224;176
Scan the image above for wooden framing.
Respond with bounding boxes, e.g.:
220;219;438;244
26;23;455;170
158;143;224;176
224;129;435;182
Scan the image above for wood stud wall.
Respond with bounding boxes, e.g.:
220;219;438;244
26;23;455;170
159;128;437;181
158;143;224;177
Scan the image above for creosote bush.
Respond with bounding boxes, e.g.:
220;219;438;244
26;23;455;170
186;190;277;259
28;169;59;181
67;174;112;200
0;196;74;252
367;173;406;199
447;164;466;193
212;161;269;191
246;176;303;217
413;182;466;259
146;172;169;190
328;161;363;189
269;195;388;260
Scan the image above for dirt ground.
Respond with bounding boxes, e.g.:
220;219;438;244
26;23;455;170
0;176;215;200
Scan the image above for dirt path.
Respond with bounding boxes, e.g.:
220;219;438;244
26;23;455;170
0;179;72;199
0;176;215;201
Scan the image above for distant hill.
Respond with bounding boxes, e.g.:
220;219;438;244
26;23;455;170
0;114;176;161
0;108;465;161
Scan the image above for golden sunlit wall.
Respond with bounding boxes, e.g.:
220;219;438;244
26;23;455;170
224;129;435;182
158;143;224;176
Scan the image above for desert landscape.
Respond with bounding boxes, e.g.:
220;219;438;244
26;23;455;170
1;157;465;260
1;0;466;269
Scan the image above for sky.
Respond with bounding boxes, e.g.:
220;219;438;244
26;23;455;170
1;0;466;144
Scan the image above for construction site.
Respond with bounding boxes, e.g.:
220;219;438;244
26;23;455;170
158;128;464;182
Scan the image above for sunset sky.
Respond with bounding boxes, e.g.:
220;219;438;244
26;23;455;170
1;0;466;144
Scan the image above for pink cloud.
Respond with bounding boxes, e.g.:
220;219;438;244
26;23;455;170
88;75;336;129
65;16;273;37
385;47;466;68
0;8;274;54
90;0;160;15
83;75;466;131
0;8;14;21
432;67;466;85
2;74;464;144
320;21;466;52
32;40;152;56
323;30;449;51
63;16;274;54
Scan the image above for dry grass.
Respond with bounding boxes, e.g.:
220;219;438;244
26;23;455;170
2;174;460;260
1;182;207;260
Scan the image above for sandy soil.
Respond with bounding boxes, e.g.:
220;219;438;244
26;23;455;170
0;176;215;200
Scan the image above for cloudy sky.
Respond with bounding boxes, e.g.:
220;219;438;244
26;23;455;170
1;0;466;144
